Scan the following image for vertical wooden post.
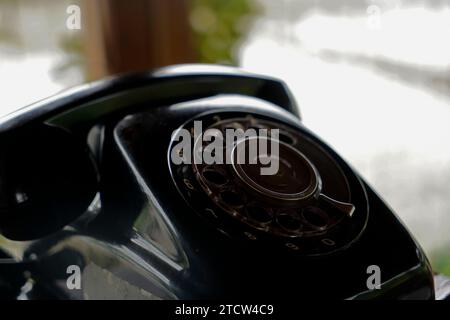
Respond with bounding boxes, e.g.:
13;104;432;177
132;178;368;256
82;0;196;80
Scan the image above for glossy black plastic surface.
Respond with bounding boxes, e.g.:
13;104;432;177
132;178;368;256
0;65;434;299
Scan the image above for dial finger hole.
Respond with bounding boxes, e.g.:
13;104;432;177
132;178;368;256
220;189;245;207
246;206;273;224
302;207;329;229
202;167;228;186
276;211;302;232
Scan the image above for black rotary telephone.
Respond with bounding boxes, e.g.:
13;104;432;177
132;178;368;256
0;64;436;299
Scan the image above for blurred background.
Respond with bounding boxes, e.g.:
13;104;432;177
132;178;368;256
0;0;449;276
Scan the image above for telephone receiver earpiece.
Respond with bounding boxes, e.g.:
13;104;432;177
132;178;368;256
0;64;298;240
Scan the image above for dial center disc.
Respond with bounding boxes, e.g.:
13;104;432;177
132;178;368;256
231;136;320;204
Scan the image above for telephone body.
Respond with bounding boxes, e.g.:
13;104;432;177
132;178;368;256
0;65;434;299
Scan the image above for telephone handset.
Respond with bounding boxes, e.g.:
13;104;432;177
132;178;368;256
0;65;297;240
0;65;434;299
